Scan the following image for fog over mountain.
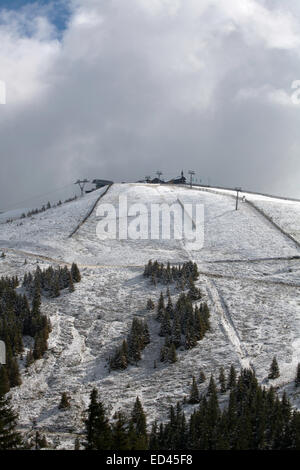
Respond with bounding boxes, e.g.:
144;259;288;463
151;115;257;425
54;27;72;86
1;0;300;209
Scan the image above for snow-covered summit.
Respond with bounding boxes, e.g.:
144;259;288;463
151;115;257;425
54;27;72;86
1;183;300;449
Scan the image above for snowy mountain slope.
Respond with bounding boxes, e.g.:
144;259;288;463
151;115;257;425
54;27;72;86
0;187;107;258
67;183;300;266
1;183;300;449
192;184;300;248
0;208;31;223
246;196;300;246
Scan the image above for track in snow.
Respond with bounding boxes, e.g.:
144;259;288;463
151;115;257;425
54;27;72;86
174;193;252;369
2;245;300;290
69;184;113;238
208;255;300;264
205;278;252;369
188;183;300;251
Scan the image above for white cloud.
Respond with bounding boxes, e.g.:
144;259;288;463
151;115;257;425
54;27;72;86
236;85;294;107
0;7;60;105
1;0;300;206
71;9;103;27
216;0;300;49
137;0;182;17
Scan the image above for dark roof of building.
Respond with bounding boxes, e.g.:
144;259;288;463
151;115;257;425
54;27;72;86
150;178;165;184
169;176;186;184
92;179;113;186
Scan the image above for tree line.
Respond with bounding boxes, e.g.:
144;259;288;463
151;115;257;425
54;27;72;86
2;358;300;448
0;263;81;395
109;288;209;371
143;260;199;289
82;364;300;450
22;263;81;298
144;260;208;363
154;288;210;364
0;274;52;394
110;260;208;371
4;194;78;224
109;318;150;370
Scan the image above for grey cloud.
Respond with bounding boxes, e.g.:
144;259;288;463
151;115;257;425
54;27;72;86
1;0;300;211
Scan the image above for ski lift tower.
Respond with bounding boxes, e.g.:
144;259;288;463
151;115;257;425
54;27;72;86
235;187;242;210
75;179;89;197
156;171;163;183
188;170;195;188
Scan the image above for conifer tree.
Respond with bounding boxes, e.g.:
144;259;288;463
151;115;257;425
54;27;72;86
281;391;291;425
199;370;206;384
68;273;75;293
128;319;143;364
110;340;128;371
165;289;173;318
71;263;81;283
127;421;141;450
142;321;150;346
51;275;60;298
201;302;210;331
216;413;230;450
58;392;71;410
74;437;80;450
111;412;130;450
0;367;10;396
143;260;152;277
156;292;165;322
185;322;197;350
34;431;48;450
227;364;237;390
151;273;157;286
25;349;34;368
168;343;177;364
149;421;159;450
171;314;182;348
33;330;48;361
31;284;41;318
268;356;280;380
7;356;21;388
235;412;251;450
189;376;200;404
295;363;300;388
160;336;171;363
187;280;201;301
219;367;226;394
159;310;171;337
85;388;112;450
207;375;217;397
146;299;155;311
194;308;205;340
0;394;23;449
130;397;147;448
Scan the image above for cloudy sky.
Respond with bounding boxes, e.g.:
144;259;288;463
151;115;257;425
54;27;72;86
1;0;300;209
